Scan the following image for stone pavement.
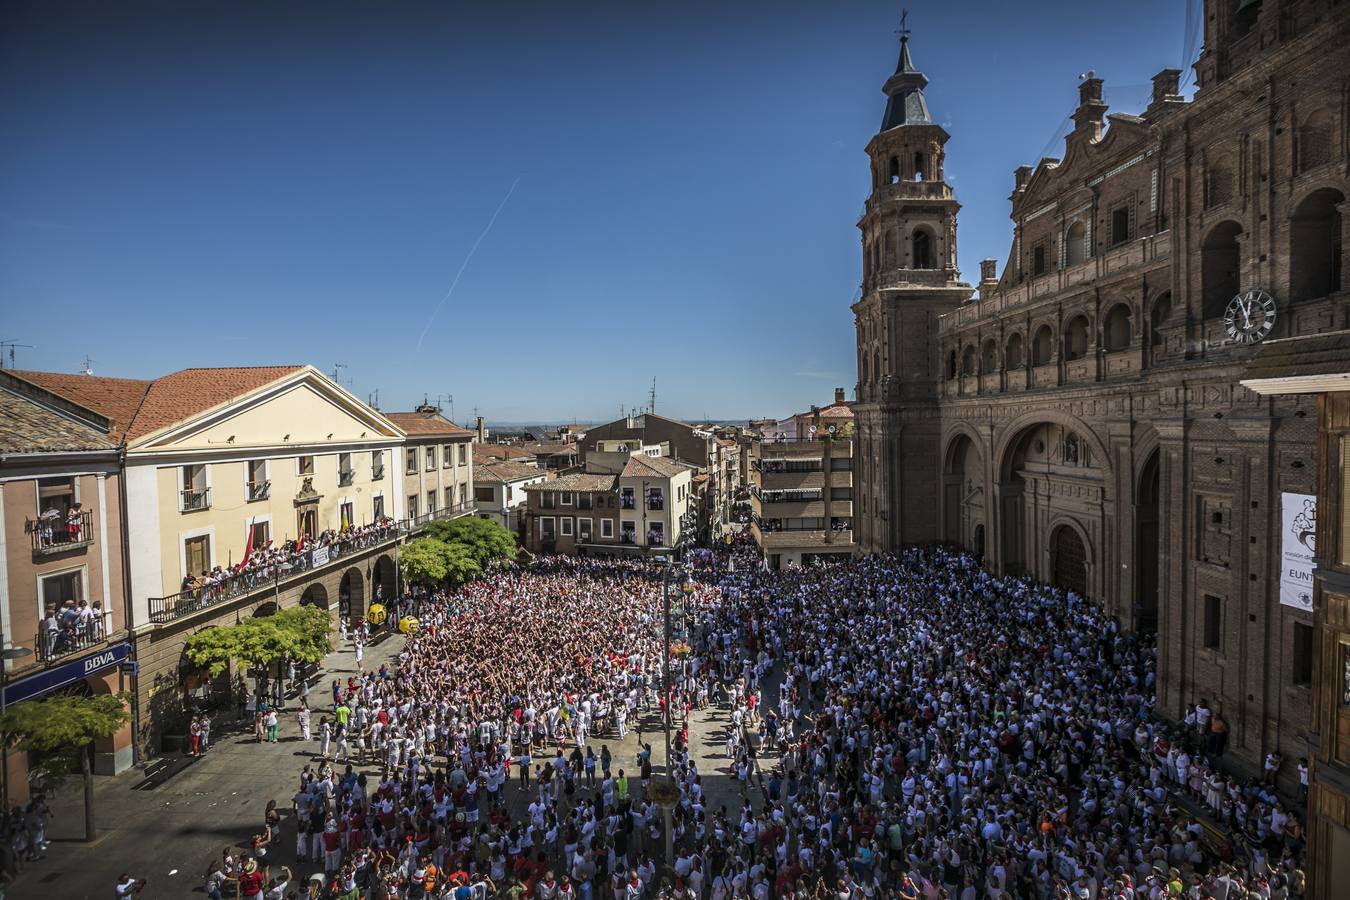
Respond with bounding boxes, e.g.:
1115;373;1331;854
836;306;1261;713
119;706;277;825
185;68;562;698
8;626;771;900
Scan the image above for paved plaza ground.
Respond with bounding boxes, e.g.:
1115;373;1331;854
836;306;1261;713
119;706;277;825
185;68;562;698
8;624;769;900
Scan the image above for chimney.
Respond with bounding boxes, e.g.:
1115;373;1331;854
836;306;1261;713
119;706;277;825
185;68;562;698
475;416;487;443
1072;73;1107;141
834;387;846;404
1013;165;1033;194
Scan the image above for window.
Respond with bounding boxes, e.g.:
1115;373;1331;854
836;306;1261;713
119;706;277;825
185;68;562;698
1063;316;1089;361
372;495;385;521
40;569;83;619
406;449;417;475
426;491;436;512
1202;221;1243;318
981;340;997;373
961;345;977;376
250;520;270;548
338;453;354;486
578;518;592;542
560;517;573;537
647;488;664;511
184;535;211;577
371;451;385;480
475;486;495;503
601;518;614;539
1005;333;1025;369
340;501;354;529
647;521;664;546
912;230;933;269
443;444;453;468
38;476;76;515
1297;109;1333;173
181;464;210;511
561;492;573;506
1032;242;1047;276
1293;622;1313;686
1290;188;1345;302
247;459;269;501
1065;221;1087;266
298;456;314;476
1150;292;1173;348
620;488;635;509
1031;325;1054;365
829;457;852;472
426;447;437;471
407;495;418;518
458;444;468;466
1341;436;1350;567
620;521;636;544
539;517;555;541
542;491;557;510
1203;594;1222;650
446;487;455;509
1103;304;1132;351
1110;206;1130;246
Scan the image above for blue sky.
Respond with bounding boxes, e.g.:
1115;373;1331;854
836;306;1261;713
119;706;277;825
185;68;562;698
0;0;1197;423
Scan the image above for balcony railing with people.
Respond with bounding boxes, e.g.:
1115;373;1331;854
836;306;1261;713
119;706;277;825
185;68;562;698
148;519;404;624
620;496;636;510
646;497;665;511
405;499;476;530
35;609;115;663
27;508;95;555
181;487;211;511
247;480;271;502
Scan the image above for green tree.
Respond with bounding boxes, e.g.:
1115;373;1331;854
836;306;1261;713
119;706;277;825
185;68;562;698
400;537;449;588
425;516;517;568
183;605;332;707
0;693;131;841
441;542;483;586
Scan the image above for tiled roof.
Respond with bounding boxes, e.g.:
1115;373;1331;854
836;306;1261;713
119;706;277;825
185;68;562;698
8;369;151;441
6;366;306;442
385;411;474;438
818;404;855;418
523;473;617;493
474;444;535;463
0;389;120;453
475;461;546;484
125;366;305;441
620;454;688;479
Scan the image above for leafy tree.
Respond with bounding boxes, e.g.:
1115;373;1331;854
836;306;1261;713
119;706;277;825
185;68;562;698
426;516;517;568
441;542;483;586
0;693;130;841
400;537;449;588
183;605;332;711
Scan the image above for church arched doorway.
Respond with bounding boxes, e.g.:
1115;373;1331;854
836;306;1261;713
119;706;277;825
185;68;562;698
1135;449;1160;633
942;433;983;551
1051;525;1089;598
339;568;364;620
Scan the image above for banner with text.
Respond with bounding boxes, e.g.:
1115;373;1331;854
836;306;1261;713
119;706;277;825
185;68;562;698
1280;492;1317;612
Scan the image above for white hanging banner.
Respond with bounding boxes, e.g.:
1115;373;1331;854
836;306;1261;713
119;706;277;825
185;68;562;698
1279;492;1317;611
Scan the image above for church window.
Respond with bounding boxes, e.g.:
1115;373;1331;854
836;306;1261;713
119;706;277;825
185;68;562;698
1005;332;1024;368
912;229;933;269
1103;304;1132;351
1110;206;1130;246
1031;242;1047;276
913;152;924;181
888;156;900;184
1063;315;1089;360
1031;325;1053;365
1298;109;1334;173
1065;221;1087;266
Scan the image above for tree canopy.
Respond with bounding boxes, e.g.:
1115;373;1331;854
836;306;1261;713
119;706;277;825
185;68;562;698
0;693;130;754
403;517;516;589
183;604;333;676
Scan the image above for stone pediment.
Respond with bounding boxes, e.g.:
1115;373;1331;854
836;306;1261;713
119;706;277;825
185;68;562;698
294;477;323;507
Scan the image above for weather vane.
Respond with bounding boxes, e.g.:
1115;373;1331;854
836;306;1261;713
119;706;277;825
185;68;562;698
898;9;910;43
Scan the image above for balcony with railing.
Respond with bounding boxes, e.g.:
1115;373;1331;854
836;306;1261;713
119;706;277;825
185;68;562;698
646;497;665;511
620;496;636;510
247;480;271;502
27;508;94;556
372;466;385;481
149;521;404;624
181;487;211;512
338;469;355;487
35;611;116;663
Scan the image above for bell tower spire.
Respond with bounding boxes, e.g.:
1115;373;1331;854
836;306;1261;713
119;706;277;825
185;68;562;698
881;11;932;130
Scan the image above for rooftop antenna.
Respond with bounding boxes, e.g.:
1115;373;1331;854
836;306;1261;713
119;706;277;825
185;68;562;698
81;355;96;376
649;377;656;414
368;389;380;409
332;362;348;384
0;340;34;370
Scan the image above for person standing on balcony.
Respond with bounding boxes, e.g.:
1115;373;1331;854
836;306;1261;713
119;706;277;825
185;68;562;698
65;502;83;543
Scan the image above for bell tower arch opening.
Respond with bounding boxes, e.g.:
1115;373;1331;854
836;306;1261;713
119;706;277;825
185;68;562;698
1135;449;1161;633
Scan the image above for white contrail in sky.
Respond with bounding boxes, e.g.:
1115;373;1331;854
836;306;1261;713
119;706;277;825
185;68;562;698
415;176;521;352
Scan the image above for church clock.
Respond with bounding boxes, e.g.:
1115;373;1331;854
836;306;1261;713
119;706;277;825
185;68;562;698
1223;289;1277;344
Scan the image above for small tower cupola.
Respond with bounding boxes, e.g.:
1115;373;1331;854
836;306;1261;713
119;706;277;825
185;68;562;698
880;28;932;131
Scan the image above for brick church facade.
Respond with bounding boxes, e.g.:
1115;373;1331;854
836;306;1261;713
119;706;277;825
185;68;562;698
854;0;1349;779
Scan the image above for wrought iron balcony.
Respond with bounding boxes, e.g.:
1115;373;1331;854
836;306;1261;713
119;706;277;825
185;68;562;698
181;487;211;512
338;470;355;487
247;480;271;502
27;509;95;555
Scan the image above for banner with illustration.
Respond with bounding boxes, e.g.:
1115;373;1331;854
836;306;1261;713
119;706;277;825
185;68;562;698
1280;492;1317;611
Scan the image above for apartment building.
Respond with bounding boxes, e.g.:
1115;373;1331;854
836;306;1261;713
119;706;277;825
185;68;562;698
386;407;476;525
473;460;550;537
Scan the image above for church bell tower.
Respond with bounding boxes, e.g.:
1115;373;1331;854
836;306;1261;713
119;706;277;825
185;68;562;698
852;19;971;552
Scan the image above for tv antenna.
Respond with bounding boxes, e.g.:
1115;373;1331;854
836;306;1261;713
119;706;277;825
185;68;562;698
332;363;348;384
81;356;96;376
648;377;656;414
367;389;380;409
0;340;34;369
435;394;453;420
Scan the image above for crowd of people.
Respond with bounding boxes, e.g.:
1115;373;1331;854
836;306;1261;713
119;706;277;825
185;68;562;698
177;519;401;610
199;542;1306;899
